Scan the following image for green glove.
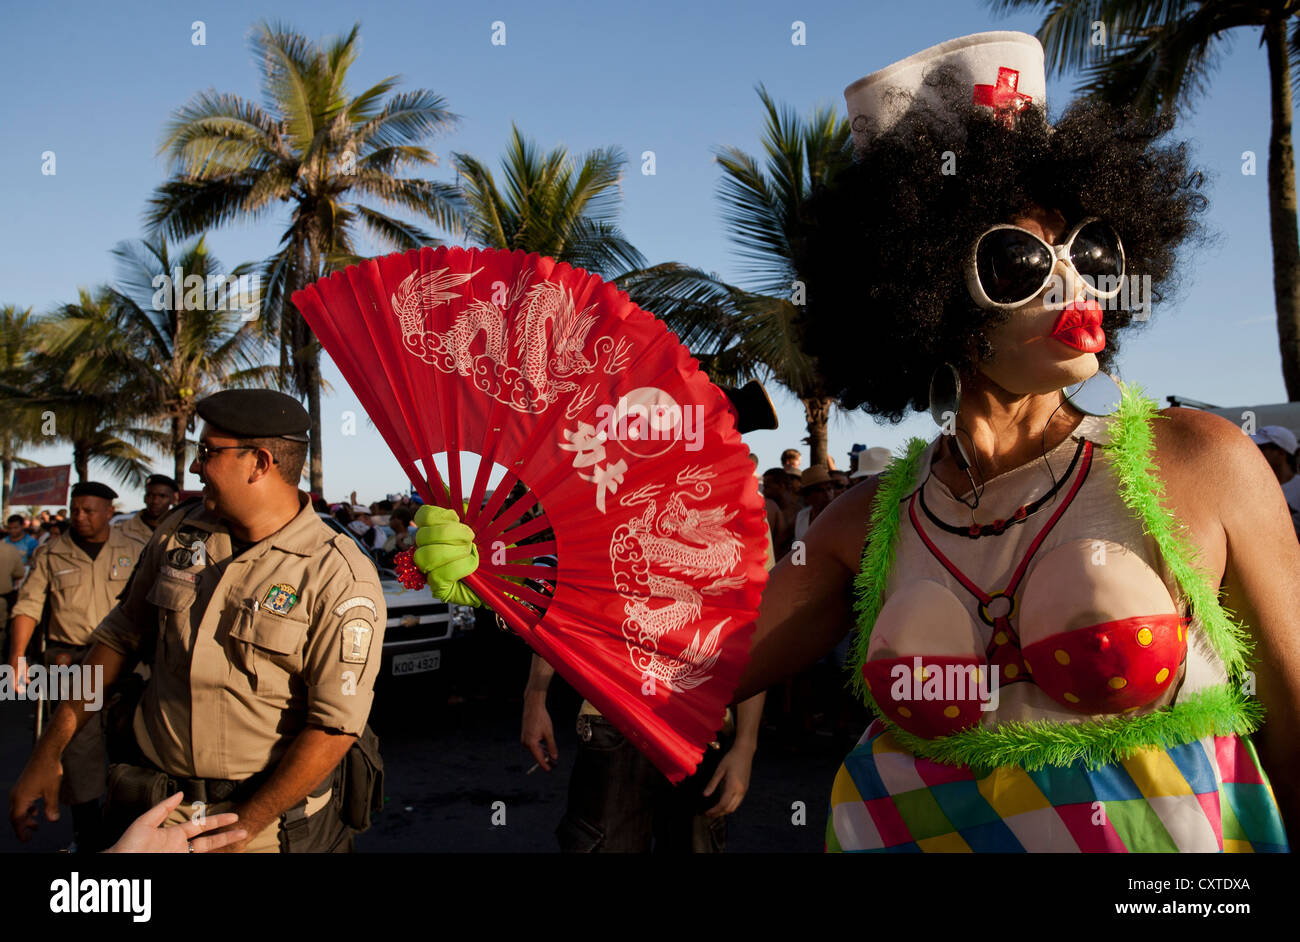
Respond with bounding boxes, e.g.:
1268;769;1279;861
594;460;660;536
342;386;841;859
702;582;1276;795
412;504;483;608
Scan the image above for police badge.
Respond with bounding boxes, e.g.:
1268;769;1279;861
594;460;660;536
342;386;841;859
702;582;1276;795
263;583;299;615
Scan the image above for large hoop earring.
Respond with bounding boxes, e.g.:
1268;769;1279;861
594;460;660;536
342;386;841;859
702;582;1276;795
1062;370;1122;417
928;364;981;505
928;363;961;427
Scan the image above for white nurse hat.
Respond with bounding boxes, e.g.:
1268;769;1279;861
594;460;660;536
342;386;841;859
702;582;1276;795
844;31;1047;153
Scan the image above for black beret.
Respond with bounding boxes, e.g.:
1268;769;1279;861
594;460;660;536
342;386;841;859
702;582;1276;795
71;481;118;500
145;474;179;491
196;390;310;441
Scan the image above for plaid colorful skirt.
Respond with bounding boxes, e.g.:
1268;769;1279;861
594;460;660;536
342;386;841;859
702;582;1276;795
826;720;1289;853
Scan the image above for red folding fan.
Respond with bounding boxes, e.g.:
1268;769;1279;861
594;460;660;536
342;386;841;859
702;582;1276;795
292;247;769;782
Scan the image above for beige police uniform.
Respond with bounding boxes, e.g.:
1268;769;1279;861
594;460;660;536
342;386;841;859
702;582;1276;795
10;526;145;805
92;492;386;853
0;539;25;626
111;512;154;550
12;527;143;646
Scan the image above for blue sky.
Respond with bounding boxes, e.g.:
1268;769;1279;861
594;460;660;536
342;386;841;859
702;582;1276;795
1;0;1290;509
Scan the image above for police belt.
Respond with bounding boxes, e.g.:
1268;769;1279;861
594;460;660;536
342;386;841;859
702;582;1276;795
142;759;272;806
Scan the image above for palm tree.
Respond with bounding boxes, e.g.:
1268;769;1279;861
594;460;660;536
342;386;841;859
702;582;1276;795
109;235;279;484
987;0;1300;397
147;20;468;492
0;305;47;514
20;289;160;486
452;125;646;276
620;86;853;465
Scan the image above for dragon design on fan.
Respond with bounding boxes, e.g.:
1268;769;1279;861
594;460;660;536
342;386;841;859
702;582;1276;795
610;467;748;691
392;267;624;413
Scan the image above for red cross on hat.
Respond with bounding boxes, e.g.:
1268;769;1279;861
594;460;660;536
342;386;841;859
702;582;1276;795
844;32;1047;152
973;66;1034;127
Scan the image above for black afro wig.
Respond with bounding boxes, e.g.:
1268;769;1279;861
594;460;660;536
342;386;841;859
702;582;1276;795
796;69;1209;421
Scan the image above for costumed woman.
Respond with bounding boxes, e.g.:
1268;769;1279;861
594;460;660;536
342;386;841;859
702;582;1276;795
735;31;1298;852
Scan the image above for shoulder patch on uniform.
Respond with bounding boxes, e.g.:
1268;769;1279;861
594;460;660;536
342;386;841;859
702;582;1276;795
340;618;374;664
334;596;378;620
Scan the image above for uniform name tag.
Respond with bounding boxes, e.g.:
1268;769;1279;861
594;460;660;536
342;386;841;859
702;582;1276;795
334;596;378;620
159;565;199;584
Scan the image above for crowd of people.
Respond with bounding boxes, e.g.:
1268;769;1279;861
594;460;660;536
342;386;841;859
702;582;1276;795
3;408;1298;855
4;27;1300;858
757;443;894;560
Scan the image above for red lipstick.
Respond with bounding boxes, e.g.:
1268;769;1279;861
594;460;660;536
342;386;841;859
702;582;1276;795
1050;301;1106;353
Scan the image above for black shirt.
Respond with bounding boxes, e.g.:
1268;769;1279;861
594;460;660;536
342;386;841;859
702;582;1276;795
70;531;105;561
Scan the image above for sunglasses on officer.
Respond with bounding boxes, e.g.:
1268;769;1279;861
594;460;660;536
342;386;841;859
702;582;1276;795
965;217;1125;310
194;442;279;465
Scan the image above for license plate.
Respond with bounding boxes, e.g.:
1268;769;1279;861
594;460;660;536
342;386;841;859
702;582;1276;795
392;650;440;675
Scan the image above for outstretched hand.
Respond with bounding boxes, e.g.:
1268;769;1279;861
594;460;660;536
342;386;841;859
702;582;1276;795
105;792;247;854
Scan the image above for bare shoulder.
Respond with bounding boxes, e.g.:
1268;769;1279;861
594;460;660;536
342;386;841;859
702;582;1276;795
804;475;880;574
1153;406;1250;454
1152;407;1272;499
1147;407;1285;579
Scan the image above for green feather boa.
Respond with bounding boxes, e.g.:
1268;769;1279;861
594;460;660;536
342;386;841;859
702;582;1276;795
847;383;1259;771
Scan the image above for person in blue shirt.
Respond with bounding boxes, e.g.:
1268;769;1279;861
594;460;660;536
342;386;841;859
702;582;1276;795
4;515;38;565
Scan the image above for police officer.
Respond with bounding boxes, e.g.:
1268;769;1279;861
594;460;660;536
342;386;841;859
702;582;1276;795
113;473;179;547
6;481;146;850
0;538;26;635
9;390;386;853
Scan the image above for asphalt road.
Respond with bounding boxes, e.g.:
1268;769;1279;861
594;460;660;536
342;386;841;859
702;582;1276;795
1;630;853;854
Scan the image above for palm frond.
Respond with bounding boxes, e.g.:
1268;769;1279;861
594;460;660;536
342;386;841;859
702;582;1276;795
452;151;515;248
157;90;286;174
146;174;272;241
355;205;441;250
251;21;320;151
347;172;468;237
1075;8;1244;114
353;89;461;150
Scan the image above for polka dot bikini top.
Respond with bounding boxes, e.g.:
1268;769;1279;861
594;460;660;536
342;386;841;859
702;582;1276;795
861;417;1221;740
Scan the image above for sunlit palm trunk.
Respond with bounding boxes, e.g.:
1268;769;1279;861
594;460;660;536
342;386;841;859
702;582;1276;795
803;396;834;468
305;349;323;494
172;310;186;487
2;434;11;515
1265;16;1300;399
73;443;88;484
171;414;186;488
305;235;324;495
